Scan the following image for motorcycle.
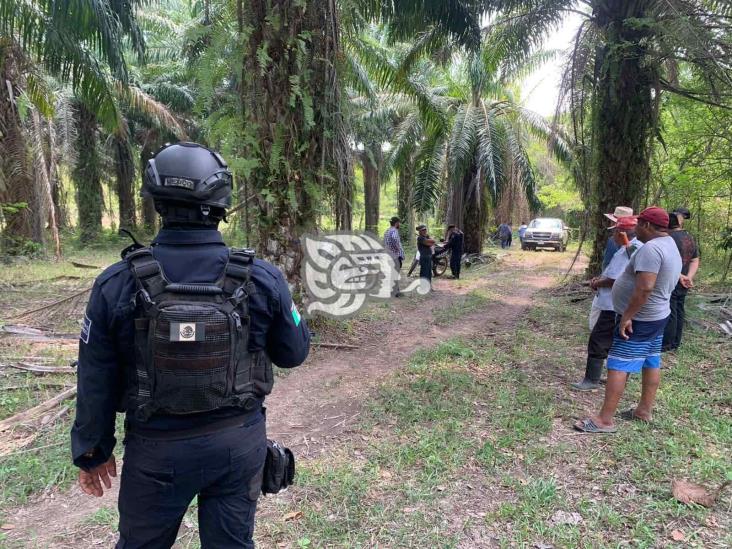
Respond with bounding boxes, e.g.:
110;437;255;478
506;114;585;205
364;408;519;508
407;243;449;278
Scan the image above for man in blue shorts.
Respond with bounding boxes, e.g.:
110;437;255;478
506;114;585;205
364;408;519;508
575;207;681;433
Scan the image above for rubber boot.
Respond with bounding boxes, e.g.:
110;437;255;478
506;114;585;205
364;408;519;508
571;358;604;391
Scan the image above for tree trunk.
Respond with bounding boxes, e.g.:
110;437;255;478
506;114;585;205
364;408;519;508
447;161;484;253
140;139;157;232
397;162;414;242
335;155;353;231
361;145;382;235
31;110;61;258
462;168;484;254
589;0;656;274
114;135;136;230
0;43;36;253
72;102;103;244
242;0;350;282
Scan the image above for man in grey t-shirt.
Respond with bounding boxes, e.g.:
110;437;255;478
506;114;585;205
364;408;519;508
575;207;682;433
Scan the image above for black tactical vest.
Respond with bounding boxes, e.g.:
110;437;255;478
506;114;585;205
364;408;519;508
126;247;273;421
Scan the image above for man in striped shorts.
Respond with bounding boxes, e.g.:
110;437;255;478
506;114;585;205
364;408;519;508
575;207;682;433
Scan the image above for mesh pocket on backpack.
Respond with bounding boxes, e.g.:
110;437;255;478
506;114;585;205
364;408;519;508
154;366;230;414
153;305;231;371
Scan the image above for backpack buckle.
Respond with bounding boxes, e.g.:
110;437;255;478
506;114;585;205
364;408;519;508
137;289;159;316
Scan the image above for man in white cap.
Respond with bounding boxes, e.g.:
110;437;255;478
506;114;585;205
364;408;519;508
589;206;634;330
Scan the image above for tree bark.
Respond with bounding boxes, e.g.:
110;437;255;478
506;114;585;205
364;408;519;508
0;44;36;253
241;0;350;282
114;135;136;230
589;0;656;273
140;138;157;232
31;110;61;258
462;165;484;254
72;102;103;244
361;145;382;235
397;162;414;242
447;161;484;253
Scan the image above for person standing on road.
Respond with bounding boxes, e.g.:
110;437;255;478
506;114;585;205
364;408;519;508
498;222;512;249
572;217;642;391
575;207;681;433
416;224;435;284
443;224;464;279
518;221;528;245
384;216;405;296
71;142;310;548
662;207;700;352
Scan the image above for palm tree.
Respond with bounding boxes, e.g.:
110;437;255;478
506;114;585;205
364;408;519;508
376;43;570;253
238;0;352;281
0;0;145;249
490;0;732;271
361;0;732;270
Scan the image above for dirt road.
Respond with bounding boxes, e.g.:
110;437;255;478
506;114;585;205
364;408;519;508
2;251;575;548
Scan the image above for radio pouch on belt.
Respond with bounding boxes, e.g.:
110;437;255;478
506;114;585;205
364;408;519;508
261;439;295;495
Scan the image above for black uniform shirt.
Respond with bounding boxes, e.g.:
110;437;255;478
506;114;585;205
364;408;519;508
417;235;432;256
71;228;310;470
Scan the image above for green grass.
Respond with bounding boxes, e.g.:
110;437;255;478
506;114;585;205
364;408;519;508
256;284;731;547
1;247;729;547
432;289;492;325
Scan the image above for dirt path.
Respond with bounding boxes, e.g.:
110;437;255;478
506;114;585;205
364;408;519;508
2;252;574;548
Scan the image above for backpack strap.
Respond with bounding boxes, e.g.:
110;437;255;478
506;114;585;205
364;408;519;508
220;248;256;314
126;247;169;308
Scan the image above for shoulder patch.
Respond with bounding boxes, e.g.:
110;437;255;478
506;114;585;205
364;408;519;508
80;313;92;344
291;302;301;326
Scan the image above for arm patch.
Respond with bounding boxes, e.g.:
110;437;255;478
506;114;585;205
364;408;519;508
80;313;92;344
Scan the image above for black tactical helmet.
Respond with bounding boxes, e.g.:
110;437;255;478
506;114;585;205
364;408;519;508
142;142;233;210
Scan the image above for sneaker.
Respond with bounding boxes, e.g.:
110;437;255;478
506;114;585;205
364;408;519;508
571;379;601;391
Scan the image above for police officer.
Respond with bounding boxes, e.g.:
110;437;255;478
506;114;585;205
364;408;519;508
70;142;310;548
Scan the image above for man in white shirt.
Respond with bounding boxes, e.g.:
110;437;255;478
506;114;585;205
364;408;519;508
572;216;642;390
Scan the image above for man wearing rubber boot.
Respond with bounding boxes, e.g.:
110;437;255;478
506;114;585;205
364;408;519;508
572;216;642;391
70;142;310;548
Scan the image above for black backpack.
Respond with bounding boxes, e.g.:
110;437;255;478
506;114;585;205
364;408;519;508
125;247;273;421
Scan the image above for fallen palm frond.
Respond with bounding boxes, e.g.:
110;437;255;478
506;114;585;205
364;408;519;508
5;363;76;375
0;386;77;433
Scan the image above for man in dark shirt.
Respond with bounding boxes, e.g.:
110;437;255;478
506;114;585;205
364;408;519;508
498;222;512;249
443;224;464;279
416;224;435;283
71;143;310;548
662;207;700;351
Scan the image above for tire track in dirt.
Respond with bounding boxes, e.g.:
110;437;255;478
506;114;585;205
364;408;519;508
2;252;571;548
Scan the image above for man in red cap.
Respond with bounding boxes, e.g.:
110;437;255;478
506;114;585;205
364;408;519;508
572;216;642;390
575;207;681;433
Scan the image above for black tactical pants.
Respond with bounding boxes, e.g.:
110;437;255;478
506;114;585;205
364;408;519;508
662;288;687;352
419;254;432;281
117;416;266;549
449;248;462;279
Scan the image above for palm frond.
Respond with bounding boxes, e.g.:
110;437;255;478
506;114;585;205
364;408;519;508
505;123;540;210
115;82;187;139
358;0;483;51
447;102;478;177
412;135;447;213
384;110;423;177
515;107;572;163
475;101;506;202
